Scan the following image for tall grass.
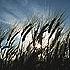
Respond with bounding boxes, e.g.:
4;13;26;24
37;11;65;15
0;12;70;70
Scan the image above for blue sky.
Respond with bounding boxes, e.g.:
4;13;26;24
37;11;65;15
0;0;70;26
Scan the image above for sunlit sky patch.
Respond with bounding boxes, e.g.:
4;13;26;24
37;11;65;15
0;0;70;26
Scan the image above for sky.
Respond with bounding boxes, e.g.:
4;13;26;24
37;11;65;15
0;0;70;27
